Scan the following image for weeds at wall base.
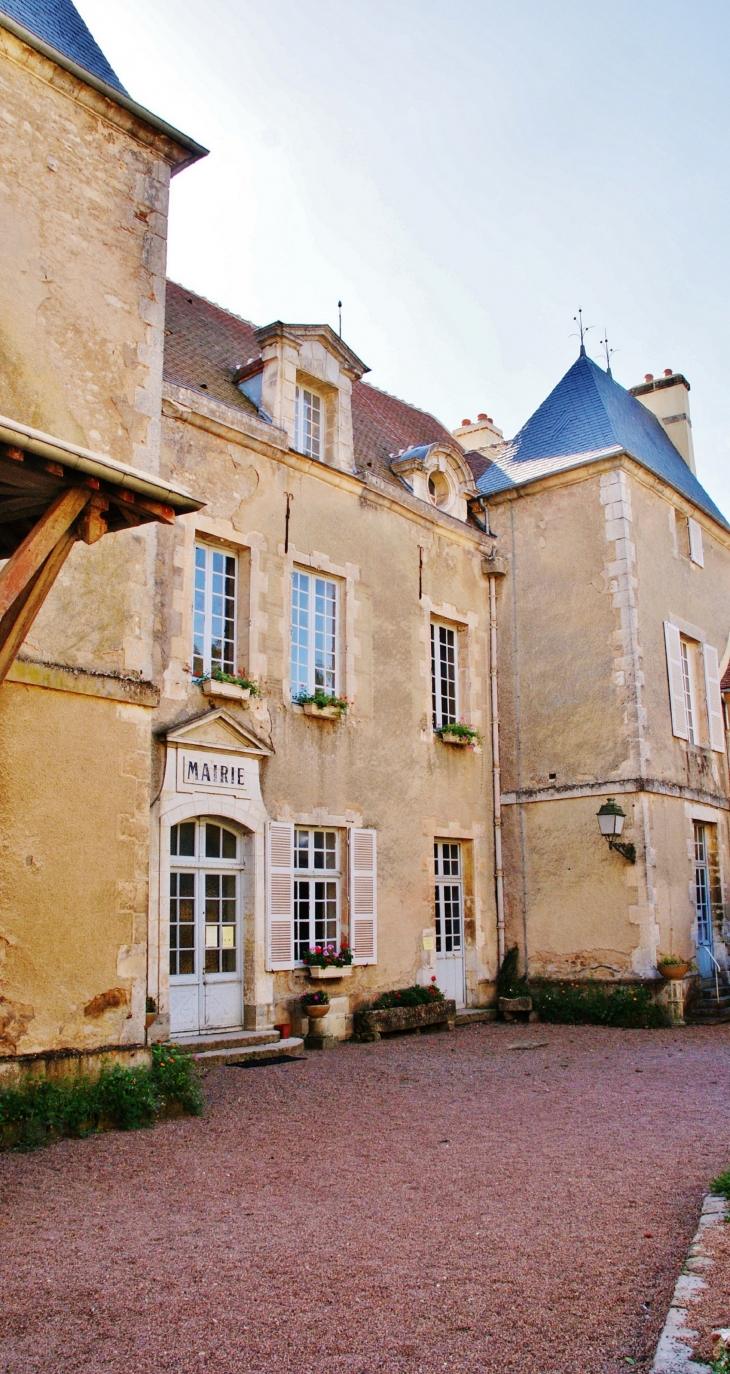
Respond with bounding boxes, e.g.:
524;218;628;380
0;1044;203;1150
529;979;667;1029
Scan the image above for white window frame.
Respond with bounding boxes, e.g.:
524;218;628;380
293;827;341;964
680;638;697;745
431;620;459;727
169;818;243;982
290;569;339;700
193;542;237;678
434;841;463;956
295;384;323;460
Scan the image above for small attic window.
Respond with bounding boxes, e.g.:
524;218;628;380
428;471;450;509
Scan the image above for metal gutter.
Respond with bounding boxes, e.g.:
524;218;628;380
0;414;203;513
0;11;207;172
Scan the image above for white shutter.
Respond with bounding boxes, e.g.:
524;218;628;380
664;621;688;740
688;518;704;567
349;827;377;965
703;643;725;752
267;821;295;970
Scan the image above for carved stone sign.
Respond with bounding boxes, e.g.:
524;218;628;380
176;749;250;796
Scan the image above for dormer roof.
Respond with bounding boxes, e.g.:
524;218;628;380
476;353;729;531
254;322;369;381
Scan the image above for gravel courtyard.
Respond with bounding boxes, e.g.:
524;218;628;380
2;1022;730;1374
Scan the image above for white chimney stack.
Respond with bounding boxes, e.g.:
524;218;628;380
629;370;696;474
453;413;504;452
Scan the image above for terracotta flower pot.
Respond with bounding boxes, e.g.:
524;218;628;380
304;1003;329;1019
658;962;690;980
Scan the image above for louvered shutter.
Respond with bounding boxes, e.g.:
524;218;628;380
267;821;295;970
703;643;725;752
688;518;704;567
349;827;377;965
664;621;688;740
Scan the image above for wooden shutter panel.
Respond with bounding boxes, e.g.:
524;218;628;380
349;827;377;965
664;621;688;740
267;821;295;970
688;518;704;567
703;643;725;752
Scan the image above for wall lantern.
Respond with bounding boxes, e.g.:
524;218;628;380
597;798;636;863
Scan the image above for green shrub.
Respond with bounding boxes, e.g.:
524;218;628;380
529;979;665;1029
372;983;445;1009
497;945;528;999
710;1168;730;1200
0;1044;202;1150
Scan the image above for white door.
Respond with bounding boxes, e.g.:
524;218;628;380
694;822;715;980
169;818;244;1036
434;841;465;1007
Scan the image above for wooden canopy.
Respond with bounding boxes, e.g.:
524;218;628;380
0;418;203;685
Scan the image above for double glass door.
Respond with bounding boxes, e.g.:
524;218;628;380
694;822;715;979
169;818;243;1035
435;841;465;1007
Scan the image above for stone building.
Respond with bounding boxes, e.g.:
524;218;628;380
1;0;729;1074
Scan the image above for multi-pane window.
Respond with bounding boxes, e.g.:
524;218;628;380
291;570;337;698
193;544;236;678
680;638;696;745
434;841;462;954
694;823;713;948
295;385;322;460
293;828;339;962
169;820;240;977
431;621;458;727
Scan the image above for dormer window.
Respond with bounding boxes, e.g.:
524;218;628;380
428;471;451;509
391;442;478;523
295;385;322;460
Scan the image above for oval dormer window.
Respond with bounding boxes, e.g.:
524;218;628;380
428;470;450;509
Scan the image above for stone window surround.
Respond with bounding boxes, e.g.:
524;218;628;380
420;595;482;742
280;545;360;707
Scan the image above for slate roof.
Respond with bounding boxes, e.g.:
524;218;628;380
476;352;729;531
0;0;127;92
163;283;458;484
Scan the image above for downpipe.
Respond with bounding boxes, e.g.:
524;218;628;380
489;574;505;966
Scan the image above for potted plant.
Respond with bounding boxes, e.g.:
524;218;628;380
296;690;349;719
303;943;354;979
435;722;482;748
353;978;456;1041
657;953;692;980
195;667;260;702
301;989;330;1019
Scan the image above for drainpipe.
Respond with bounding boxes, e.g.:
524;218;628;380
489;573;506;966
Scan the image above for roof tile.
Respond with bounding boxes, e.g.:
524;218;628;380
0;0;127;92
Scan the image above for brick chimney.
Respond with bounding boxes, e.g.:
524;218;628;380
629;370;695;474
453;413;504;452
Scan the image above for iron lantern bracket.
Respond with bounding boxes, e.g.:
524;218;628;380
606;837;636;864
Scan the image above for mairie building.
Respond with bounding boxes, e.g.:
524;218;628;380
1;0;729;1076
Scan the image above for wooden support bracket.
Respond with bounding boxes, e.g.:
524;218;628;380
0;529;77;685
0;485;89;621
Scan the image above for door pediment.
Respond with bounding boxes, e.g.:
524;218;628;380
164;707;273;757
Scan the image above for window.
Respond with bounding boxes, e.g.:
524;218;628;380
688;518;704;567
295;385;322;460
428;471;451;509
169;820;241;977
694;823;712;949
293;827;340;962
434;842;462;956
681;638;697;745
431;621;458;727
193;544;236;677
291;570;338;698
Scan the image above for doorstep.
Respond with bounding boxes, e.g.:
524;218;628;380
172;1028;282;1054
190;1037;305;1066
454;1007;498;1027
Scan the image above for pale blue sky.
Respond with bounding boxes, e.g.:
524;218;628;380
77;0;730;512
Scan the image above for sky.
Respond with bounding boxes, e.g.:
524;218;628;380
76;0;730;513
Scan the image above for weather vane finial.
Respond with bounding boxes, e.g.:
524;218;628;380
572;307;593;357
338;300;342;338
599;328;616;378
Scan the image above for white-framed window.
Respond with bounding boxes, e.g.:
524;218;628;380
434;841;463;956
431;620;458;727
193;543;237;677
291;569;338;699
680;638;697;745
169;819;241;978
293;827;340;962
295;385;323;460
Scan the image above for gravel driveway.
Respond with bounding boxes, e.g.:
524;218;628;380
2;1022;730;1374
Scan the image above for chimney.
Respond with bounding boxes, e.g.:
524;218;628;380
453;413;504;452
629;370;695;473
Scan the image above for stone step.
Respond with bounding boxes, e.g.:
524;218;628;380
688;1009;730;1024
454;1007;498;1027
172;1028;281;1054
191;1037;305;1065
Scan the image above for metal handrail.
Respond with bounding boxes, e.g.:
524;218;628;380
704;947;722;1003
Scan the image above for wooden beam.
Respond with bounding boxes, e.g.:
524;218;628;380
0;529;76;685
0;485;88;620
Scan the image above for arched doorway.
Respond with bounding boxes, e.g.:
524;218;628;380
168;816;249;1036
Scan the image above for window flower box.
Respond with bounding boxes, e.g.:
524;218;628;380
354;999;457;1042
202;679;251;702
307;965;353;980
302;701;341;719
441;731;470;746
435;722;481;748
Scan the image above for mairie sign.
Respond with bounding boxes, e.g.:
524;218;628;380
176;749;249;795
